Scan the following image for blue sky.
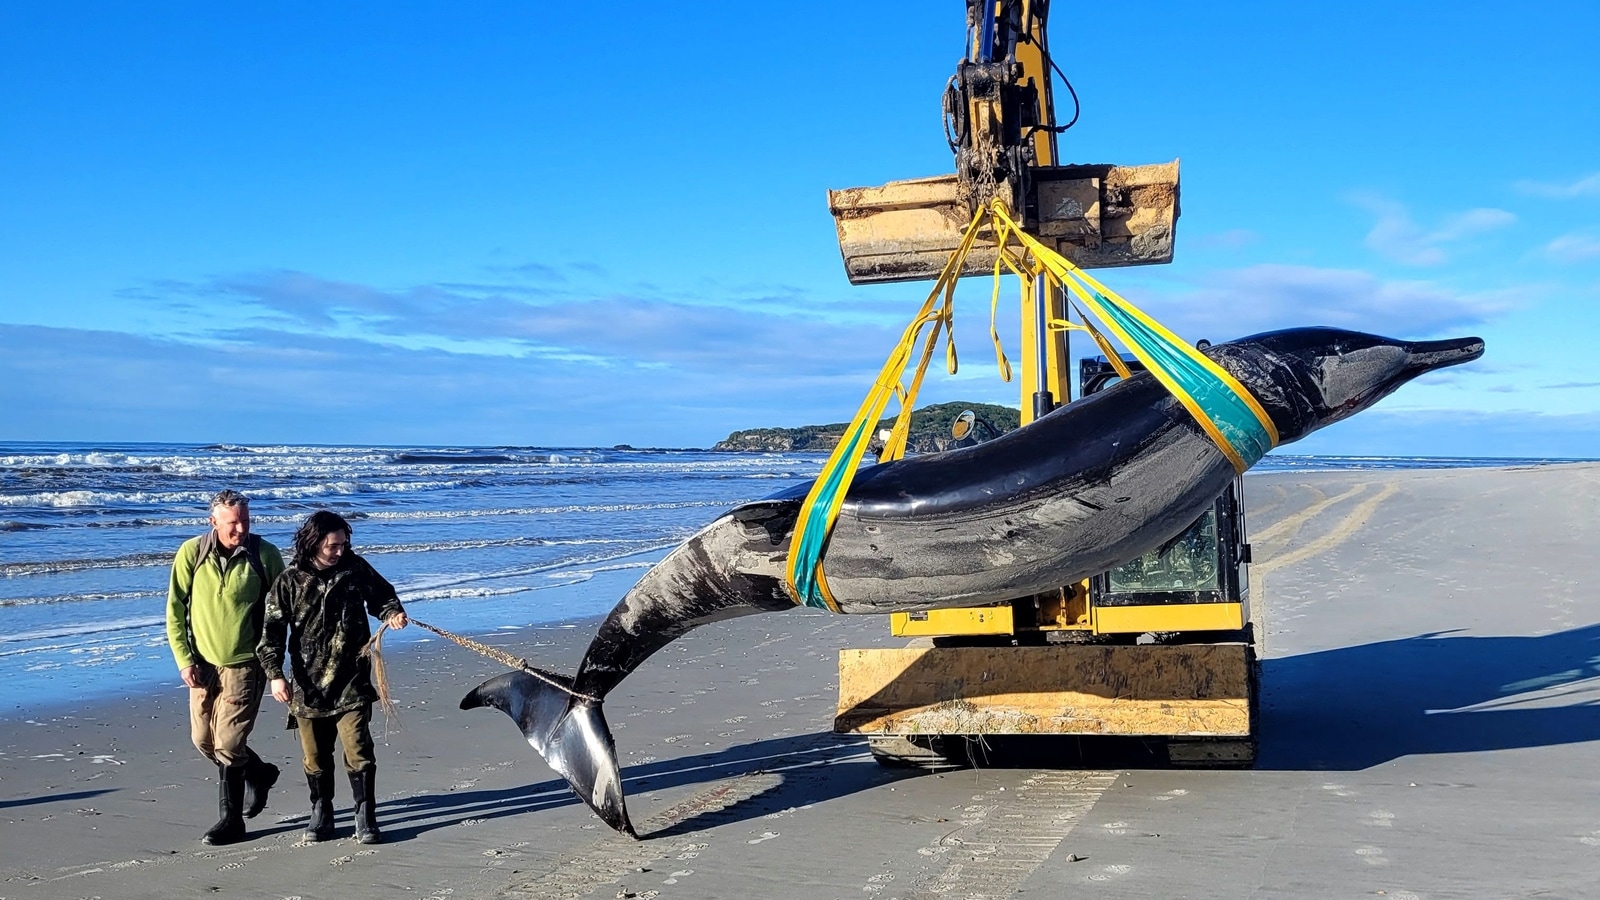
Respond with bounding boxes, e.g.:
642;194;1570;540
2;2;1597;457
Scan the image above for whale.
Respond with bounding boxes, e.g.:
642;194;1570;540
462;326;1484;835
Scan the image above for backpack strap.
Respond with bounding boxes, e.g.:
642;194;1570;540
186;532;273;648
243;534;270;603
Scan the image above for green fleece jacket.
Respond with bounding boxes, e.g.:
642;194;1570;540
166;533;286;669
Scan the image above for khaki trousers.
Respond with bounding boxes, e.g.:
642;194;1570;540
295;705;376;775
189;661;265;768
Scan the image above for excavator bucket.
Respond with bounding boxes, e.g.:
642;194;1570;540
828;161;1180;285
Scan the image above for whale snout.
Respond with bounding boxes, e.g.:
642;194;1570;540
1238;327;1489;443
1404;336;1485;374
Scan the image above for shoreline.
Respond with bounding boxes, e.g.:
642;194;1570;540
8;458;1594;722
5;462;1600;898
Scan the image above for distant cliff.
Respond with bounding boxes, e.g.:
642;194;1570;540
713;401;1021;453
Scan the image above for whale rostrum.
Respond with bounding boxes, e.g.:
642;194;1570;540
461;326;1485;835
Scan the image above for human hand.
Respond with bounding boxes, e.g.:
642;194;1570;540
180;665;201;689
270;678;290;704
385;610;408;630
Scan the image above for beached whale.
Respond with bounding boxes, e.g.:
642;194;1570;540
462;326;1484;835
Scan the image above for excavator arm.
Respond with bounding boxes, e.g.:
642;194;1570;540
829;0;1179;286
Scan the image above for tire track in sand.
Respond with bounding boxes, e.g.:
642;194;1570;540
495;772;783;900
882;770;1117;900
1253;481;1398;576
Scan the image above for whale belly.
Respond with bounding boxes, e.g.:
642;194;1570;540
820;426;1234;614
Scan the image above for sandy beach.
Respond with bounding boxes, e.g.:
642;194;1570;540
4;462;1599;899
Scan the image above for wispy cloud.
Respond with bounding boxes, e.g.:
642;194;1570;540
1513;172;1600;199
1543;233;1600;263
1352;194;1517;266
1287;407;1600;459
1128;263;1517;343
0;320;901;446
143;270;902;380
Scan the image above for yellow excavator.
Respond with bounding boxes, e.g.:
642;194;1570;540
829;0;1257;767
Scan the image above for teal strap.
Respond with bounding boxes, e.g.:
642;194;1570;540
790;425;875;610
1094;293;1273;468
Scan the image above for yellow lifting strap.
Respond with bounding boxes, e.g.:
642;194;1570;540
985;198;1278;473
783;199;1279;611
784;206;987;611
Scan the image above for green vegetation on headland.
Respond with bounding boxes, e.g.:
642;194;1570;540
713;401;1021;453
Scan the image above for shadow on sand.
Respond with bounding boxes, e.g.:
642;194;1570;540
370;623;1600;838
369;730;902;841
0;788;116;810
1257;622;1600;770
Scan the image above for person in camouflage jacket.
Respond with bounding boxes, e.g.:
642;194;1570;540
258;510;407;844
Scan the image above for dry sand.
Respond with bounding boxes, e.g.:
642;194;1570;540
3;463;1600;899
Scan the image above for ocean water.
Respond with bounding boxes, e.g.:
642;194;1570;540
0;441;1585;715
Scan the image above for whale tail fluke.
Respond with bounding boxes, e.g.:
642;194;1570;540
460;670;635;837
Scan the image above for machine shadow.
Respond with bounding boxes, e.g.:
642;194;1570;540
375;731;896;841
1257;622;1600;770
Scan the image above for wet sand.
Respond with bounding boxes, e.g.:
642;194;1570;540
4;463;1600;898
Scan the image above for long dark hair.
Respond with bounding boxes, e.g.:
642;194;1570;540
292;510;353;568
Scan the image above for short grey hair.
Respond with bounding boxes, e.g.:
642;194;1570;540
209;489;250;513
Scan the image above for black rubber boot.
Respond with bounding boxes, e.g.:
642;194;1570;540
201;763;247;845
242;748;279;819
348;769;381;845
303;770;335;842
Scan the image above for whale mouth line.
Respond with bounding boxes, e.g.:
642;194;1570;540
1405;336;1485;374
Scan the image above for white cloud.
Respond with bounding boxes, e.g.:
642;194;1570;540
1125;264;1517;343
1513;172;1600;199
1287;407;1600;459
1544;233;1600;263
1352;194;1517;266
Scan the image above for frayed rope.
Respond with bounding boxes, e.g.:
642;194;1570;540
362;618;600;708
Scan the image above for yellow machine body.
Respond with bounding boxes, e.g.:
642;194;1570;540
831;1;1257;764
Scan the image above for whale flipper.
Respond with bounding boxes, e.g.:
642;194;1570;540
460;670;634;836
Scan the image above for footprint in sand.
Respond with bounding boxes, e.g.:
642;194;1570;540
662;869;693;885
1088;864;1132;882
1154;789;1188;801
329;855;354;866
747;831;779;844
862;872;896;893
1367;810;1395;827
1354;846;1388;866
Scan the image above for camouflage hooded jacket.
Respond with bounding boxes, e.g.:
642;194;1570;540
257;552;404;718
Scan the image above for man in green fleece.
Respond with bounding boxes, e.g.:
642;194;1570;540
166;489;287;845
